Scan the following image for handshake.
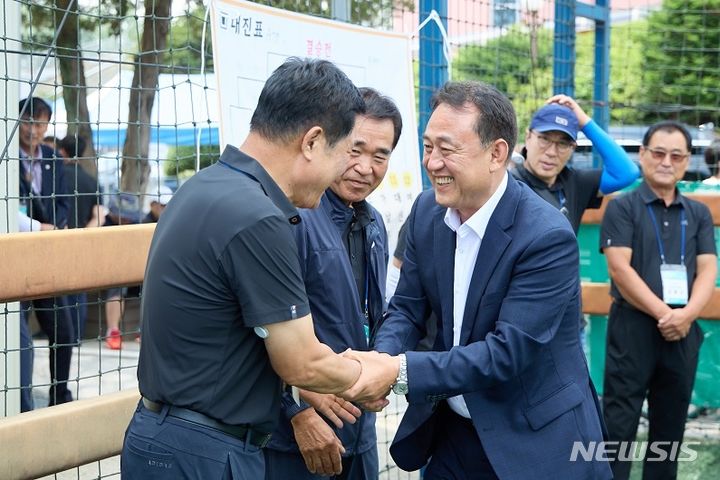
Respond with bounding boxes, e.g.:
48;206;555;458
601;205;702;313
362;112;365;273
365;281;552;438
339;349;402;412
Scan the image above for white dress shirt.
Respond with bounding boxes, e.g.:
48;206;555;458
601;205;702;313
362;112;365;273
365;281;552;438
445;171;508;418
20;146;44;195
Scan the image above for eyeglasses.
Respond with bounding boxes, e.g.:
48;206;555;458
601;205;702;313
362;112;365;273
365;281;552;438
530;131;575;153
645;147;689;164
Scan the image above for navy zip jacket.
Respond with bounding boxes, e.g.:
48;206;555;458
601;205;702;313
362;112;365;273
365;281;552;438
267;189;389;456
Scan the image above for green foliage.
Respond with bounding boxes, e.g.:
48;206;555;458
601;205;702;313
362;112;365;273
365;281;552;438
163;1;413;73
453;20;649;132
165;144;221;176
21;0;131;50
254;0;413;28
576;21;647;125
165;2;214;74
642;0;720;125
453;25;554;134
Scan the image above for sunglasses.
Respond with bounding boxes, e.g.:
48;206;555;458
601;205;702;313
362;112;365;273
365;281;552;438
645;147;689;164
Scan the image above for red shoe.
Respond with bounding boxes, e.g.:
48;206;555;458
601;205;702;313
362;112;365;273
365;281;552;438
105;328;122;350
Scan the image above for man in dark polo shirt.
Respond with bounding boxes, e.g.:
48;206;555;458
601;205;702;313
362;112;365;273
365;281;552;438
120;58;383;479
600;120;717;480
513;94;638;234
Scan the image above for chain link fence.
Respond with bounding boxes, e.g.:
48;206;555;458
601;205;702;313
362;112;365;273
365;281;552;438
2;0;720;478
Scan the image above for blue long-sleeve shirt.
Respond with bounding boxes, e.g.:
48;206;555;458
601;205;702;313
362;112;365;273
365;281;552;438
514;119;639;233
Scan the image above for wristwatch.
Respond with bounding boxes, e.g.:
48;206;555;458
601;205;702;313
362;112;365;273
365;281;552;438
391;354;408;395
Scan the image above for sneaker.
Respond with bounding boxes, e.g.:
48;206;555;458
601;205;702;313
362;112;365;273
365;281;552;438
106;328;122;350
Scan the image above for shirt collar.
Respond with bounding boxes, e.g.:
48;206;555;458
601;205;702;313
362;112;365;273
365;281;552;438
20;145;43;161
324;188;372;230
637;180;686;208
516;162;568;192
444;171;508;239
219;145;301;225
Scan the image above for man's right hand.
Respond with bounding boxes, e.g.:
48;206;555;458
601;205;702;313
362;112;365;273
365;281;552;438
291;408;345;476
299;389;362;428
340;349;398;405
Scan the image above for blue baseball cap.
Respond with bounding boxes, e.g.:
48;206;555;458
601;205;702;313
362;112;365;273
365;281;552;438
529;104;579;141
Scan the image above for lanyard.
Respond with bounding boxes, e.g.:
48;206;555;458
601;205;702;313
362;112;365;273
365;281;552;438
363;261;369;322
646;204;685;265
556;189;566;209
361;242;371;346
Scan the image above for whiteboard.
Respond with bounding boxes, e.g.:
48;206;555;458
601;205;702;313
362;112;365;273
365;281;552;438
209;0;422;252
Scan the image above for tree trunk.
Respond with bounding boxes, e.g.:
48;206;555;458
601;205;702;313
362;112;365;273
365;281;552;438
55;0;97;177
120;0;172;194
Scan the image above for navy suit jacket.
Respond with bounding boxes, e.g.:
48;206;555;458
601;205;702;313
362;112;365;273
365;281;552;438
19;144;69;228
373;174;610;479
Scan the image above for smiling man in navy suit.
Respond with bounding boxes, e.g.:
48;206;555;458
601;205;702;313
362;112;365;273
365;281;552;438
345;82;610;479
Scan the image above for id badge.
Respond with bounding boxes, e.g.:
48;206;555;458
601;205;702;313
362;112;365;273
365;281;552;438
660;264;688;305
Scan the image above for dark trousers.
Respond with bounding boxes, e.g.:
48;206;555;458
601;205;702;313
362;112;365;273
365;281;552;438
264;447;378;480
423;402;499;480
22;297;74;406
66;292;88;342
19;310;34;412
121;401;264;479
602;303;703;480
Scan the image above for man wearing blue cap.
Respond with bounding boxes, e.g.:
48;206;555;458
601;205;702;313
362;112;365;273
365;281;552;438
513;95;639;233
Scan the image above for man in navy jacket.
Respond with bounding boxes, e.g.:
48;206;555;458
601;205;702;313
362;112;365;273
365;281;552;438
18;97;73;406
346;82;610;479
265;88;402;480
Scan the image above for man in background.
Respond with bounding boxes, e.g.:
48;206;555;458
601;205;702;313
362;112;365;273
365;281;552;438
59;135;104;229
265;87;402;479
58;135;105;342
18;97;74;406
601;121;717;480
142;184;173;223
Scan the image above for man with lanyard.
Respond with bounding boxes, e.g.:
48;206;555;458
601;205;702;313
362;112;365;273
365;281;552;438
600;120;717;480
265;88;402;480
121;59;389;478
513;94;639;234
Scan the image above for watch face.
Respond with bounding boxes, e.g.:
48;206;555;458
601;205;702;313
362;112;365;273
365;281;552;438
392;383;409;395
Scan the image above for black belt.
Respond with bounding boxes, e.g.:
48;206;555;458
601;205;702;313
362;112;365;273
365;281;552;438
141;398;272;448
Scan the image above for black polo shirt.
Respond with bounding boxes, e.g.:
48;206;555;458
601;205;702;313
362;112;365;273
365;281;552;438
138;145;310;432
513;163;602;233
600;181;716;303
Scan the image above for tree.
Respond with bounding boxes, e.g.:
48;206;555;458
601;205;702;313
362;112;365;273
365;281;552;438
120;0;172;195
255;0;412;28
164;2;213;74
165;144;220;176
453;20;647;132
642;0;720;125
22;0;130;176
453;25;554;132
575;21;646;125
